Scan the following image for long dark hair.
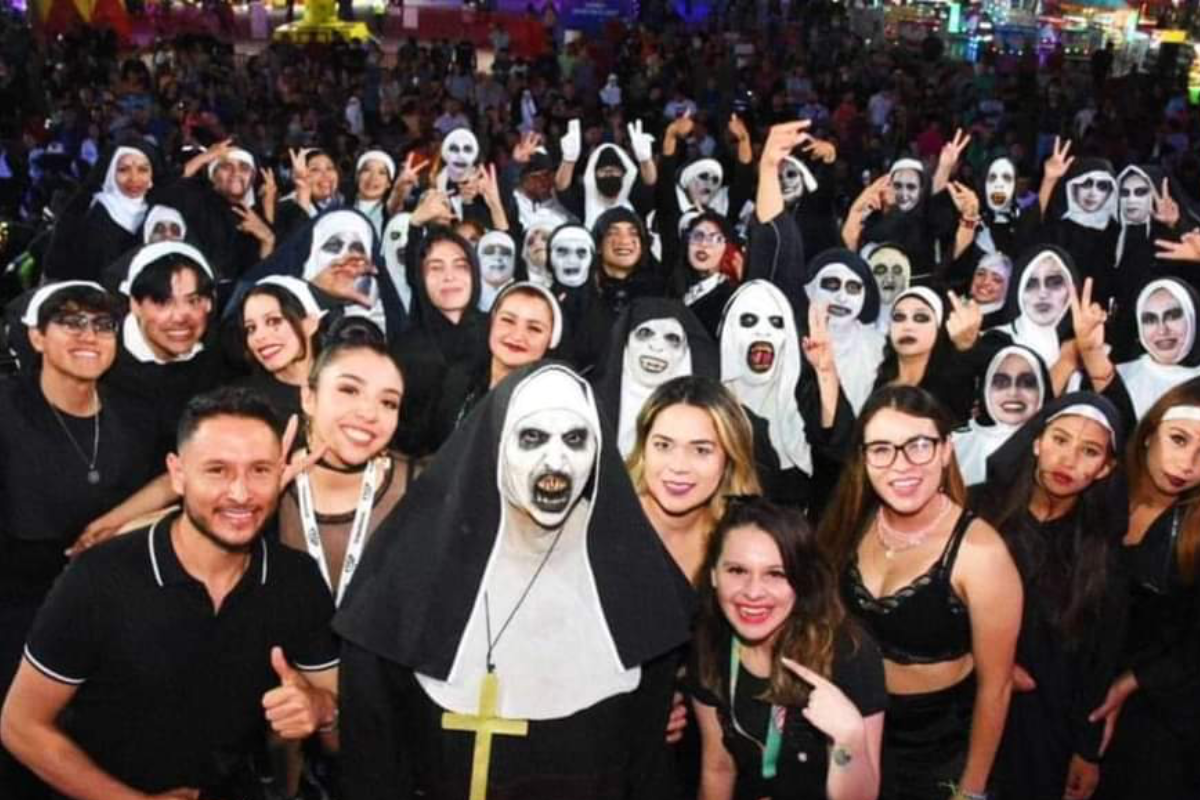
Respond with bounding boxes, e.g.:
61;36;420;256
818;385;966;571
977;397;1123;645
871;289;954;391
695;497;853;706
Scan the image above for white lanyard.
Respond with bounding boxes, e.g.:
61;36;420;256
295;458;380;606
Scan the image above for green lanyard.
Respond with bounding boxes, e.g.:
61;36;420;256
729;637;784;780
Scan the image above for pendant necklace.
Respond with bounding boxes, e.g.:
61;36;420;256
48;390;101;485
483;526;564;672
876;494;951;559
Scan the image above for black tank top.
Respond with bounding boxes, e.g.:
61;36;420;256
842;509;974;665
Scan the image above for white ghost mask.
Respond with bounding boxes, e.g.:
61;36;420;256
477;230;517;288
985;158;1016;214
779;156;817;204
681;159;724;208
811;263;866;330
500;400;598;530
866;246;911;308
382;213;413;311
730;297;788;386
623;318;690;389
441;129;480;182
549;227;595;288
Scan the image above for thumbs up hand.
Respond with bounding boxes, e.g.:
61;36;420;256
262;646;330;739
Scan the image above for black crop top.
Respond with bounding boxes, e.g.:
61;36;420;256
842;510;974;665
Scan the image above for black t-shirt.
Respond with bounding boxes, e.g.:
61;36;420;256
689;627;888;800
0;374;162;602
24;515;339;796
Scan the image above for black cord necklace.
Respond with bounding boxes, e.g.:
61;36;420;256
317;456;369;474
483;526;564;672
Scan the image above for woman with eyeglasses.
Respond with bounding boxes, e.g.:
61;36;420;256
690;497;887;800
676;212;740;341
976;394;1127;800
1087;379;1200;800
819;385;1022;800
0;282;162;795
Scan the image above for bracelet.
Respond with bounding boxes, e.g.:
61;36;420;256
958;216;981;230
945;783;988;800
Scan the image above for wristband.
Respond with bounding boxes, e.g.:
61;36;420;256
958;217;981;230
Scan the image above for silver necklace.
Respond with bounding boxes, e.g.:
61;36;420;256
48;391;101;485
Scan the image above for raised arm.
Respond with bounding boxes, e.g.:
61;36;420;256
1040;137;1074;216
756;119;813;224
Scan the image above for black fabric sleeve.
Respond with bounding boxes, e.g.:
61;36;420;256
338;642;417;800
624;649;685;800
726;158;756;229
277;552;339;672
832;626;889;718
23;556;104;684
796;370;854;461
745;211;807;317
1132;582;1200;699
1097;372;1138;436
1069;569;1129;762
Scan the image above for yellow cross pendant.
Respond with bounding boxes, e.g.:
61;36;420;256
441;671;529;800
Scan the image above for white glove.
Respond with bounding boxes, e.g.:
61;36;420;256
561;119;582;163
628;119;655;163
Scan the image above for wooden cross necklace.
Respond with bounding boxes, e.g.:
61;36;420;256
441;526;564;800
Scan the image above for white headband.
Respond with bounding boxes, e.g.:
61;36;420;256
1163;406;1200;423
255;275;325;318
892;286;944;327
1047;403;1115;437
356;150;396;182
890;158;925;176
22;281;109;327
120;242;214;296
206;147;256;178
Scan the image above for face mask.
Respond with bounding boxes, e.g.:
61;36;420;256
1068;170;1116;216
731;292;788;385
985;159;1016;213
891;168;921;212
1120;173;1153;225
549;228;595;288
624;318;688;389
384;214;410;266
500;407;598;529
477;231;516;288
779;157;807;203
687;170;722;206
813;264;865;329
1139;285;1195;365
596;174;624;198
867;248;911;307
441;129;479;182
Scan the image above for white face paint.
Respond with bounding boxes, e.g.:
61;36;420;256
986;352;1042;426
1069;170;1116;215
813;263;865;329
500;408;597;529
1020;255;1072;327
549;228;595;288
383;214;410;268
891;168;922;212
867;247;911;307
779;158;806;203
441;129;479;182
314;229;369;273
686;167;723;207
985;158;1016;213
477;231;516;288
1120;173;1154;226
731;293;788;385
1140;287;1192;365
624;318;688;389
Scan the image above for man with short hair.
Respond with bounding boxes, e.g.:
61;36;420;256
1;387;339;800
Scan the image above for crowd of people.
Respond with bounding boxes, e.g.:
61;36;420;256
0;1;1199;799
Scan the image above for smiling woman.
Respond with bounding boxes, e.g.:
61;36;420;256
275;339;411;606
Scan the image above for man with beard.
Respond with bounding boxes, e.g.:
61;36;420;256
335;363;692;800
1;388;339;800
555;118;658;226
157;141;276;280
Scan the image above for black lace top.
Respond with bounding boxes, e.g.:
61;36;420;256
843;510;975;665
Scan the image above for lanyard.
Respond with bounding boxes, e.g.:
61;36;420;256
295;457;379;606
729;638;784;780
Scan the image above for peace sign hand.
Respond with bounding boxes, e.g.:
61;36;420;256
1153;178;1181;227
937;127;972;177
278;414;329;489
781;657;865;747
397;151;430;190
946;291;983;352
1156;228;1200;261
802;301;837;376
1070;277;1107;355
1044;136;1075;182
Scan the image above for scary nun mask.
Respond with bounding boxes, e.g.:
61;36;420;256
804;248;886;413
477;230;518;312
381;212;414;313
779;155;818;205
719;280;811;474
676;158;728;215
334;363;692;721
522;210;568;288
864;242;912;332
952;344;1050;486
440;129;480;184
1115;277;1200;419
547;224;596;290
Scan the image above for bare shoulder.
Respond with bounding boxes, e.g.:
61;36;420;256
953;515;1022;596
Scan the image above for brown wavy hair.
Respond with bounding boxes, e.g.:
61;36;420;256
695;498;856;706
1126;377;1200;584
818;385;966;571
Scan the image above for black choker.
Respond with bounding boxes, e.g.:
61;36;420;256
317;457;369;474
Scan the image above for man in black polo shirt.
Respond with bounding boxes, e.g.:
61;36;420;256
0;388;338;800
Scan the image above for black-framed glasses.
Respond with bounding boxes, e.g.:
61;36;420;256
50;313;119;336
862;435;941;468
